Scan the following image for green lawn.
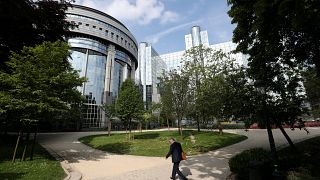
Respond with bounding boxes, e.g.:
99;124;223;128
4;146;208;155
79;130;247;157
0;135;66;180
278;136;320;179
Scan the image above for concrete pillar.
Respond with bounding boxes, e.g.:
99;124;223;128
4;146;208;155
101;45;116;128
131;62;136;81
104;44;116;104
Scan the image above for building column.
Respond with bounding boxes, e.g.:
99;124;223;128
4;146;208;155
102;45;115;128
131;62;136;81
104;44;116;104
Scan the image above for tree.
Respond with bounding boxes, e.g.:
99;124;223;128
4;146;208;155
160;70;189;135
228;0;320;76
116;79;144;140
183;45;213;132
142;112;152;131
302;67;320;118
0;0;75;71
228;0;313;160
101;100;117;136
159;76;175;130
0;40;85;161
183;46;249;134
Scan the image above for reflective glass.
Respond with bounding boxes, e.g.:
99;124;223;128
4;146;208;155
112;61;123;97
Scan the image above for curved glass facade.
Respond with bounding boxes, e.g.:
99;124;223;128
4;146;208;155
69;37;107;105
66;5;138;129
112;61;123;98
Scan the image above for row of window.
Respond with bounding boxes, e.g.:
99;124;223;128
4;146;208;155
68;14;137;53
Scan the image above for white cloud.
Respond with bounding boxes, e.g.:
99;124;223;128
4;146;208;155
145;19;203;44
76;0;179;25
160;11;179;24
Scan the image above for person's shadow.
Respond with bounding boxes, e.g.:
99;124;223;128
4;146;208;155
180;167;192;179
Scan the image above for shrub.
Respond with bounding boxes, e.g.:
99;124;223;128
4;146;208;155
212;123;245;129
229;148;273;180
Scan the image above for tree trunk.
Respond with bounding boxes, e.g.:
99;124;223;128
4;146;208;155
107;120;111;136
266;117;278;162
218;121;223;135
21;131;30;161
139;122;142;132
12;130;22;163
279;125;295;149
129;118;132;140
166;118;170;131
197;116;200;132
30;125;38;160
145;122;148;130
178;117;182;136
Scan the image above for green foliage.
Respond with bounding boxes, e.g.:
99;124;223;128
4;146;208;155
102;100;117;120
229;148;273;180
0;40;85;126
159;75;175;121
116;79;144;128
228;0;320;75
79;130;247;157
0;0;75;71
211;122;245;129
228;0;309;128
183;45;252;127
159;70;189;135
302;67;320;118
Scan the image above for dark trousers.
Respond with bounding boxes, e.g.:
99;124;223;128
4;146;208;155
172;161;186;180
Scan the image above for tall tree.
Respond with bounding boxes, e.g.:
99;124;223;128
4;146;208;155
160;70;189;135
0;0;75;71
0;40;85;160
228;0;320;76
159;78;175;130
116;79;144;140
0;40;85;126
183;45;212;132
302;67;320;118
228;0;313;160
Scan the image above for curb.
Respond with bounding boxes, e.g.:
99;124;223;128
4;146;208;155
39;143;82;180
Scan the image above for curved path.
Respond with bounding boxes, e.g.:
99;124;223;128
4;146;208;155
38;128;320;180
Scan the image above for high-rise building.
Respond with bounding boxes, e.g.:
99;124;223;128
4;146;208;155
136;42;167;109
185;26;210;50
66;5;138;128
161;26;248;72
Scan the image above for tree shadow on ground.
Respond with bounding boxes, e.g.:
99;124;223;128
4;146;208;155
134;133;160;139
180;148;243;179
0;173;26;179
96;142;131;154
37;133;116;163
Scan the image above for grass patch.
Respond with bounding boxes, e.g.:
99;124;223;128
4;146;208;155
79;130;247;157
0;135;66;180
278;136;320;179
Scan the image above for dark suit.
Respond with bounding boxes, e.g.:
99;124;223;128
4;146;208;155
166;142;187;180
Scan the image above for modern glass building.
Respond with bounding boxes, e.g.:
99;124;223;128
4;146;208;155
160;26;248;72
185;26;210;50
136;42;167;109
66;5;138;128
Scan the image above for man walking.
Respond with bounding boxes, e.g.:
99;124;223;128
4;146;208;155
166;138;188;180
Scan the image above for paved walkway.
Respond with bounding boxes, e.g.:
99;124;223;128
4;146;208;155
38;128;320;180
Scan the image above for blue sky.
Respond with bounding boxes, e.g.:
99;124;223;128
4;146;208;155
75;0;235;54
